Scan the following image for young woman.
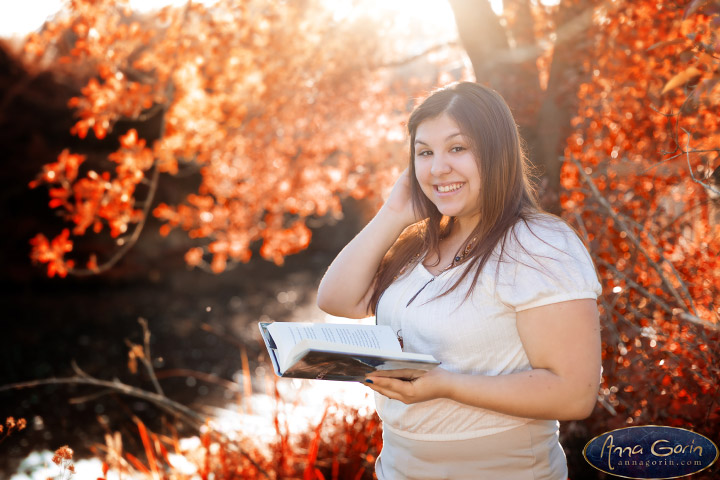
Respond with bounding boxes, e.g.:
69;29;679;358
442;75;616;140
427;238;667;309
317;82;601;479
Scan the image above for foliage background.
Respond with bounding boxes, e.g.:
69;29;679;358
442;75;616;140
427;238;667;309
1;0;719;478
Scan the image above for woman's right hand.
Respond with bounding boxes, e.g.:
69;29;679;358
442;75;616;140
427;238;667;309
381;168;423;227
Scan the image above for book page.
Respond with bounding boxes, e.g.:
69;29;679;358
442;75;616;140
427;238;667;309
283;348;439;381
266;322;401;371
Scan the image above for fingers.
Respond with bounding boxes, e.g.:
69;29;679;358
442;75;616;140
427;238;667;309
382;169;418;226
362;367;453;404
367;368;426;380
366;375;411;388
364;376;413;403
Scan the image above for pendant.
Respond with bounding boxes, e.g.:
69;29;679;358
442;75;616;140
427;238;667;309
406;277;435;307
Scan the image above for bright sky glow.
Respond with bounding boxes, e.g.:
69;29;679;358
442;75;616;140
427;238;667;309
0;0;496;39
0;0;567;40
0;0;60;38
491;0;504;14
0;0;214;38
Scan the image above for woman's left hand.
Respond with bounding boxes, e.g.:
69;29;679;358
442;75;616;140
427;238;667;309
364;368;456;404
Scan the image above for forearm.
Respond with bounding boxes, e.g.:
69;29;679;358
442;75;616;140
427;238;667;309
365;292;601;421
368;365;598;421
317;206;409;318
442;368;598;421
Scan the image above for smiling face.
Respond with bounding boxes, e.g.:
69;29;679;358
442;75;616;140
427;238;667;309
413;113;481;225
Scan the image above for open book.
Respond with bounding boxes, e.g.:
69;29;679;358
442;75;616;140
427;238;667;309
259;322;440;382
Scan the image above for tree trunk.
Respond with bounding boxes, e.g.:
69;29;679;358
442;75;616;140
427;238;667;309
448;0;512;91
532;2;595;213
448;0;596;214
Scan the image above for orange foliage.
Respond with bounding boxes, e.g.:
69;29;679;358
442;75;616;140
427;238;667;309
563;0;720;436
29;229;74;278
26;0;445;274
50;445;76;478
21;0;720;467
82;401;381;480
0;416;27;446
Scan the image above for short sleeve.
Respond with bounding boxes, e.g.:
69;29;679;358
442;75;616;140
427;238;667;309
494;217;602;312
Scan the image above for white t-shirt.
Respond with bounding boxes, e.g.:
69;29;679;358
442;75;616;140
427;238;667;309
374;215;602;441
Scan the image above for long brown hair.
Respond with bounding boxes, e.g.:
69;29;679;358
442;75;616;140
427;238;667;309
369;82;541;313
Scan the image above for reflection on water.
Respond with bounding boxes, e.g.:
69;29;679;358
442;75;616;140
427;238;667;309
215;314;376;449
11;314;378;479
11;450;104;480
212;377;374;447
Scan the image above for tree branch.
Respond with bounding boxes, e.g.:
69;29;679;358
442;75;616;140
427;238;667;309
681;129;720;197
376;42;460;70
0;375;270;478
448;0;509;82
610;211;698;317
595;258;717;331
139;317;164;396
63;1;191;277
568;156;697;312
128;102;166;123
0;376;204;426
69;162;160;276
154;369;244;392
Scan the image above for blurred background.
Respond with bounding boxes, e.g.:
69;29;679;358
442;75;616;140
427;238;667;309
1;0;718;478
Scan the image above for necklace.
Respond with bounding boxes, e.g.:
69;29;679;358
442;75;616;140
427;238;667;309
445;235;478;271
404;235;477;307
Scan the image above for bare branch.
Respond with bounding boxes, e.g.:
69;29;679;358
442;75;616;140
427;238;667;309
677;312;720;331
128;102;165;123
68;388;117;405
62;2;191;278
154;369;244;392
71;359;92;379
0;376;204;426
598;395;618;416
571;211;591;243
0;375;270;478
376;42;460;70
69;163;160;276
681;128;720;196
568;156;696;312
596;258;718;331
139;318;164;396
611;211;698;316
597;258;674;317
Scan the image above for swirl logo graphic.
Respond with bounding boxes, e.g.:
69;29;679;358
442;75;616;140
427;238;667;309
584;426;718;479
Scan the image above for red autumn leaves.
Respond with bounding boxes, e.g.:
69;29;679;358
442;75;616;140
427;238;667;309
26;0;418;276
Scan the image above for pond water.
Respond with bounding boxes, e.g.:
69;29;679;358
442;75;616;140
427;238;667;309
0;251;371;476
9;377;375;479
